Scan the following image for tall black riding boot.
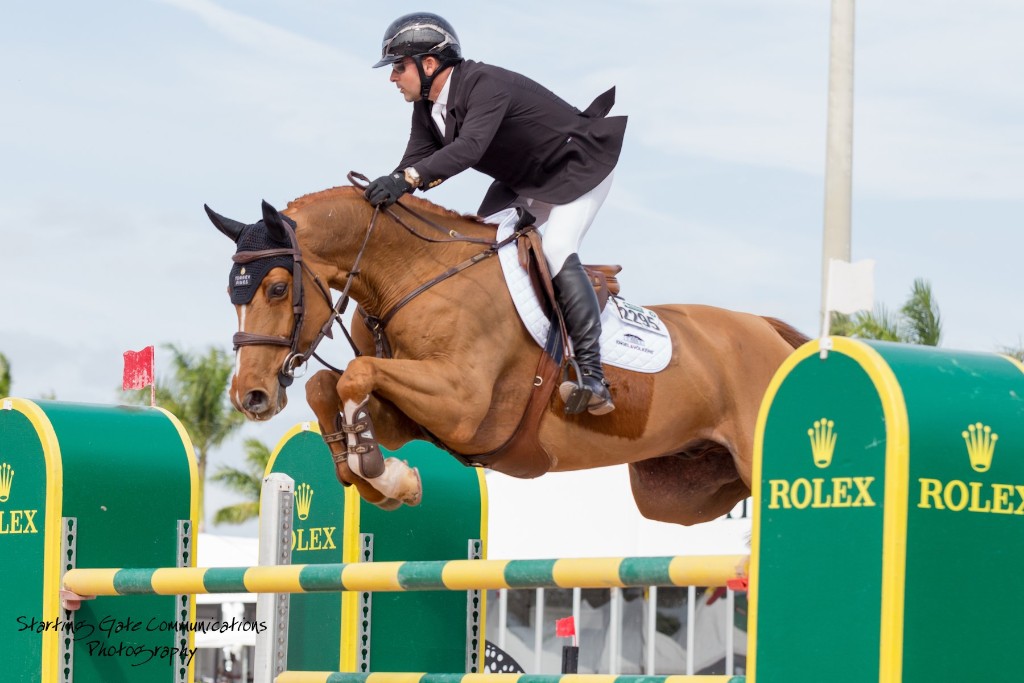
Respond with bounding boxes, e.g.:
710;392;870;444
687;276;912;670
553;254;615;416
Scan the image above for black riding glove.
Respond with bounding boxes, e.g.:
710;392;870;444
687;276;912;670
364;172;413;208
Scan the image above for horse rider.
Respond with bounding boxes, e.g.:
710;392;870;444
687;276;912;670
364;12;628;416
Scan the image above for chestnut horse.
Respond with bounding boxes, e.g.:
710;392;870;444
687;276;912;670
207;185;808;525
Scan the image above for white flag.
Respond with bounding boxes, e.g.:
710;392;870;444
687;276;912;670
826;258;875;315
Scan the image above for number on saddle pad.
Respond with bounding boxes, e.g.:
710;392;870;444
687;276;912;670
612;297;669;337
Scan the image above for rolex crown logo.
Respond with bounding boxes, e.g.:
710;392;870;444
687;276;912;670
962;422;998;473
0;462;13;502
295;483;313;521
808;418;837;468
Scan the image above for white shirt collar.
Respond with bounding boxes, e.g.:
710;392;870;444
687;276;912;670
433;67;453;108
431;67;454;135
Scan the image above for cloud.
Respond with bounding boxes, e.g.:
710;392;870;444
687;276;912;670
596;1;1024;202
154;0;346;64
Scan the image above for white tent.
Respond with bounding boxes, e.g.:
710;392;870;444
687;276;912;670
195;533;259;604
484;466;751;559
194;533;260;652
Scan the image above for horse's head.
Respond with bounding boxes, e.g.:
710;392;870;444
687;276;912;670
206;200;335;421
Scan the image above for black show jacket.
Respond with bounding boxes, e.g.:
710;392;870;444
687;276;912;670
395;60;628;215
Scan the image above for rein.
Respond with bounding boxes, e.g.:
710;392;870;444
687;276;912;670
233;173;540;385
346;172;539;358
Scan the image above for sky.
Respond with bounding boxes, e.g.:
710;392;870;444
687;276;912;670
2;0;1022;534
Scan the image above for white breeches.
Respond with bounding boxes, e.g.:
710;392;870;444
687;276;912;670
524;170;614;276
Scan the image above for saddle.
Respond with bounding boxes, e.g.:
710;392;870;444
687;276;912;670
517;237;622;313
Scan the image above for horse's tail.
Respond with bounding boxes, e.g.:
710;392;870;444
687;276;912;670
762;316;811;350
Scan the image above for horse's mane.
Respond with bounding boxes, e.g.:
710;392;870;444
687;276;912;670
285;185;485;224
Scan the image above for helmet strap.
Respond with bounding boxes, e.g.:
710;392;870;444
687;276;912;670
413;56;432;101
413;56;460;101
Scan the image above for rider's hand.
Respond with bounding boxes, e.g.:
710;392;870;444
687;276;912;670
364;172;412;208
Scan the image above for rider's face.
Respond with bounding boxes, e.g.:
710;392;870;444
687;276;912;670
390;57;421;102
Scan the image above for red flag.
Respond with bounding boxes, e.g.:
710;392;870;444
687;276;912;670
555;616;575;638
123;346;155;390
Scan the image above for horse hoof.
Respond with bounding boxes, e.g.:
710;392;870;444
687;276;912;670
375;498;403;511
403;466;423;507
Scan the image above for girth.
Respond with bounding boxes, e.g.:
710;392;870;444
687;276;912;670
452;314;563;478
362;227;570;479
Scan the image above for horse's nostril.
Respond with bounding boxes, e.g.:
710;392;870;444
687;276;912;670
243;390;269;414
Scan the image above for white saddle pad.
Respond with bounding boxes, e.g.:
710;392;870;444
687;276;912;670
488;209;672;374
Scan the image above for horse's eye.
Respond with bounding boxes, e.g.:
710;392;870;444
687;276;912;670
269;282;288;298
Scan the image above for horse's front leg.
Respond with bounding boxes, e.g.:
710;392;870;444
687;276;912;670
335;355;493;504
305;369;404;509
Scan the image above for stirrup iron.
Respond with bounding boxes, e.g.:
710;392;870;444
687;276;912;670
560;359;591;415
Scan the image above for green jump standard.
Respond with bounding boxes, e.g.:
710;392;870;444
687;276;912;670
749;339;1024;683
0;398;198;683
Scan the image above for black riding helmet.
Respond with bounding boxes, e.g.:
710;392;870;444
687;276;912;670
372;12;463;100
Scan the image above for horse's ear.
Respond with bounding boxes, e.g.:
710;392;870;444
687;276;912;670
204;204;246;243
261;200;291;243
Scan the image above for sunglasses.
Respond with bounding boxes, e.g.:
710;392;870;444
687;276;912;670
391;59;410;75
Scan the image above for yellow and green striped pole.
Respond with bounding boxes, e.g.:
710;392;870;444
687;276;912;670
64;555;748;597
273;673;745;683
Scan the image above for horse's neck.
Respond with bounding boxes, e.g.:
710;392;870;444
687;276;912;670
364;212;497;315
294;193;495;318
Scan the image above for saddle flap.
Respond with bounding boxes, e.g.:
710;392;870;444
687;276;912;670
518;234;555;318
516;235;621;312
584;264;622;307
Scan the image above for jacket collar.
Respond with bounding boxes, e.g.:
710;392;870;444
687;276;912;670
441;63;463;145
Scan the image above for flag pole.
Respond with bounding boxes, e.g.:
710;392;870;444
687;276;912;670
151;346;156;407
819;305;833;359
819;259;835;360
820;258;835;358
820;0;856;328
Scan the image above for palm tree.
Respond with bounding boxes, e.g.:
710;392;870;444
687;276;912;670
123;344;245;528
831;278;942;346
830;305;901;341
998;340;1024;363
899;279;942;346
209;438;272;525
0;353;10;397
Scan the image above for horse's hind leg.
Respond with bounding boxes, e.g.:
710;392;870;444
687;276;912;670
305;370;406;509
627;450;750;526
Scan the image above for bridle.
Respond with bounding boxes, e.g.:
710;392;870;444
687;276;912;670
230;214;338;389
231;172;538;388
